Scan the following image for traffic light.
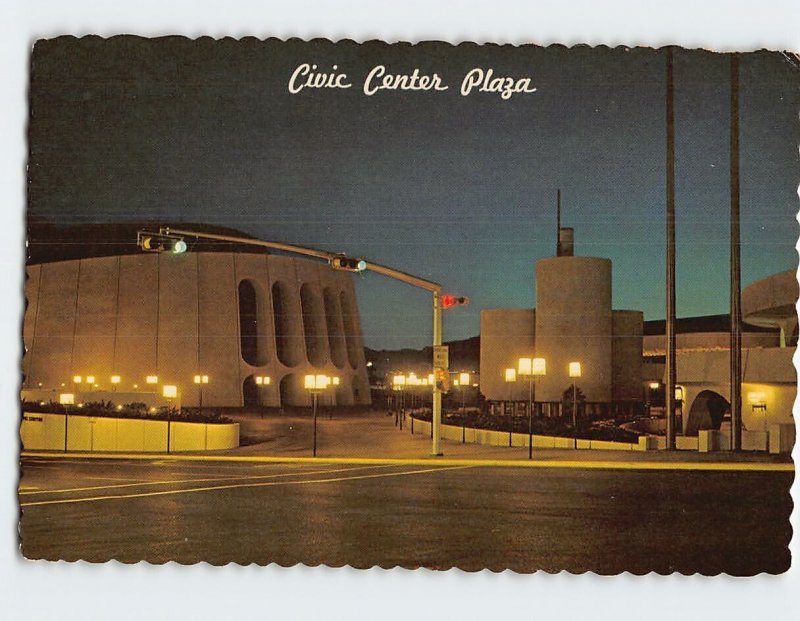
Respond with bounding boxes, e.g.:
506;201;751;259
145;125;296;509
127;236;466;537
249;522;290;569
441;294;469;309
138;232;187;254
329;255;367;272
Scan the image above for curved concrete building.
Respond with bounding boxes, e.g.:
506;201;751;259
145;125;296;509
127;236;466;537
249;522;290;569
23;238;371;409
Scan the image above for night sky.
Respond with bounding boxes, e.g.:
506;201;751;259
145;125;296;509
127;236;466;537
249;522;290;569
28;37;799;349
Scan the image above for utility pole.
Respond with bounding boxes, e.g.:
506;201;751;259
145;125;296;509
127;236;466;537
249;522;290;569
730;53;743;451
665;47;677;450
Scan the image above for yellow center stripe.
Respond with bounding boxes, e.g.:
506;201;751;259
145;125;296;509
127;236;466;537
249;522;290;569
21;451;794;472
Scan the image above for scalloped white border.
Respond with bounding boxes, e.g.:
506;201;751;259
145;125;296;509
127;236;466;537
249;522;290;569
2;2;799;620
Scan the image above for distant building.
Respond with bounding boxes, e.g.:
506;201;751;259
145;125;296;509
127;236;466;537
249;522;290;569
480;220;796;438
480;227;643;416
22;223;371;408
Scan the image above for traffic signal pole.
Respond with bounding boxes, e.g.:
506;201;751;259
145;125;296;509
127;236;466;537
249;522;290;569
154;227;450;457
432;291;443;456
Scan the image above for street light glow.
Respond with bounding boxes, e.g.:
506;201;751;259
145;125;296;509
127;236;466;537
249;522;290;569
73;375;82;384
162;385;177;398
505;368;516;382
111;375;121;384
569;362;582;378
59;393;75;405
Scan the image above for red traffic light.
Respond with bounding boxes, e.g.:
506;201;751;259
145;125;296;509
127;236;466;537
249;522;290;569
441;294;469;309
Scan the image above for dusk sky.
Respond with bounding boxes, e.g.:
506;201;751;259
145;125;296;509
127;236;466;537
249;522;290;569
28;37;799;349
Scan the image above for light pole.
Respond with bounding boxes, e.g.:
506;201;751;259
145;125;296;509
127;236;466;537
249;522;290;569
59;392;75;452
193;374;209;411
392;374;406;429
255;375;271;417
458;372;469;443
647;382;659;417
110;375;121;393
305;374;331;457
163;384;178;453
504;368;516;447
518;357;546;460
569;362;582;449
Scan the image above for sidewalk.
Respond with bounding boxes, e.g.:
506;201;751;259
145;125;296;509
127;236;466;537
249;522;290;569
222;410;794;465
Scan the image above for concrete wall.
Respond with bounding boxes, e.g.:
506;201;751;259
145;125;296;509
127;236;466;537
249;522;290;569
24;252;371;407
536;256;612;403
479;308;535;401
697;429;771;453
20;412;240;452
411;418;642;452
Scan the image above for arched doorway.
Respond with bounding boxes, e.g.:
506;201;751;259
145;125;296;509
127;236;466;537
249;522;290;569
686;390;730;435
242;375;260;407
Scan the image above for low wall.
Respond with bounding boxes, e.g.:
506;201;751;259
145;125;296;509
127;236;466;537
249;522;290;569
20;412;240;452
411;418;642;452
698;429;773;453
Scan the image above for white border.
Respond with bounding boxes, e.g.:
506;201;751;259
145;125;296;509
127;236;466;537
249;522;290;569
2;2;798;619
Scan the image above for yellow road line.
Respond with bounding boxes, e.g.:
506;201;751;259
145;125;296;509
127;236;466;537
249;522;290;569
20;451;794;472
19;463;399;496
20;465;477;507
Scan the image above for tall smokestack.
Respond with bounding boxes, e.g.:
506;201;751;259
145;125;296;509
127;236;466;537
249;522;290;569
556;189;561;256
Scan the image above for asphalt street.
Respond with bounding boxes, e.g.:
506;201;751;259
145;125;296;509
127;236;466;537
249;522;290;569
19;453;792;574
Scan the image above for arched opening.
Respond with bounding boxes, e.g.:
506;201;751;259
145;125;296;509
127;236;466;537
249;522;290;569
686;390;730;436
300;283;327;367
279;374;301;407
323;287;347;368
242;375;260;407
238;279;269;366
340;291;359;369
272;281;302;367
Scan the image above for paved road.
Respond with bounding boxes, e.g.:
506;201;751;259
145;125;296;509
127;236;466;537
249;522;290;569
19;454;792;574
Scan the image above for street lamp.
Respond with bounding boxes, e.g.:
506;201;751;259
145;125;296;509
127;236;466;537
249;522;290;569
518;357;546;460
504;368;516;447
569;362;582;449
163;384;178;453
392;374;406;429
459;372;470;443
305;374;332;457
193;374;209;410
59;392;75;452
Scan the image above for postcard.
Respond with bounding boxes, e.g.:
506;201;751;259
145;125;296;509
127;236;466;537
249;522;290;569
19;35;797;575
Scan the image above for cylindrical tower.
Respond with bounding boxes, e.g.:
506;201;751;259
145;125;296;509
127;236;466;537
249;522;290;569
479;308;536;401
535;256;612;403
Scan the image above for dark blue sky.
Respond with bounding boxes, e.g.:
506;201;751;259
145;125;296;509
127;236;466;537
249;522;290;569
28;38;799;349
